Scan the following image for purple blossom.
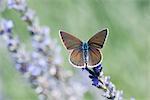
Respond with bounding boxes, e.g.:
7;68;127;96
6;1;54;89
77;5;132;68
85;64;103;88
89;75;100;87
84;64;125;99
93;64;102;76
8;0;27;12
0;20;13;35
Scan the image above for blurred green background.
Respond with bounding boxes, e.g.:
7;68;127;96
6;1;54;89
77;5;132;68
0;0;150;100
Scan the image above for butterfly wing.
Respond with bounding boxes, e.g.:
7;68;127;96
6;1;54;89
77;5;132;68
70;48;84;68
60;31;82;50
87;47;102;67
88;29;108;49
60;30;84;68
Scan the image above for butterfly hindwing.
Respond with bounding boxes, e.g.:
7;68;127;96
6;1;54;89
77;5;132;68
60;31;82;50
70;48;84;68
87;47;102;67
88;29;108;49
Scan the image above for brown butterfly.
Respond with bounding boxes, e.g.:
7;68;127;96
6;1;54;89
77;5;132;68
59;28;108;68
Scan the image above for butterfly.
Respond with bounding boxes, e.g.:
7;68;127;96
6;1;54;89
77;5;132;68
59;28;108;68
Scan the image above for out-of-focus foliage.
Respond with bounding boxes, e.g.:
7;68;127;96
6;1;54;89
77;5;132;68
0;0;150;100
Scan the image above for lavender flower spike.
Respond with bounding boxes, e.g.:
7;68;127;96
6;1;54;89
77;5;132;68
85;64;123;99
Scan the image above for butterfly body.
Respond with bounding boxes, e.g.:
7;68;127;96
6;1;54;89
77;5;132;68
60;29;108;68
82;42;89;66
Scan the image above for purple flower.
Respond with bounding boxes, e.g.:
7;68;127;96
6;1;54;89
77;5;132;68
84;64;103;88
0;30;4;35
93;64;102;76
0;20;13;35
89;75;100;87
7;0;27;12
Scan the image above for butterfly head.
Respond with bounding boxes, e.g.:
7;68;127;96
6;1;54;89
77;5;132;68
82;42;89;51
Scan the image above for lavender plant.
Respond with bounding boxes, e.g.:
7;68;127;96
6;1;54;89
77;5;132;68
84;64;123;99
1;0;87;100
0;0;135;100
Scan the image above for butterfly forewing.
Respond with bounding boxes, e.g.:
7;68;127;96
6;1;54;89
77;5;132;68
87;47;102;67
70;48;84;68
88;29;108;49
60;31;82;50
